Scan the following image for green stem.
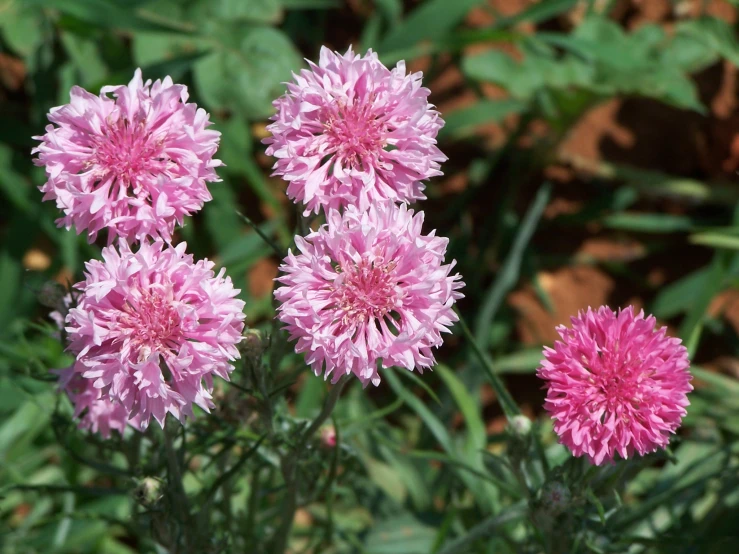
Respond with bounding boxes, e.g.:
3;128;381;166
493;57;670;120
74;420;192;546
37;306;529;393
457;313;520;419
271;376;350;554
236;210;285;256
164;425;193;552
435;503;527;554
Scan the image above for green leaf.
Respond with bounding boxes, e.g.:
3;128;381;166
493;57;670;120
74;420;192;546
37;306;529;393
0;2;45;59
435;364;498;511
365;514;436;554
676;17;739;67
585;488;607;525
491;0;578;30
281;0;340;7
691;366;739;397
651;267;711;320
213;0;282;24
495;349;544;374
440;99;527;140
690;230;739;251
464;15;708;112
679;249;735;357
28;0;189;32
475;183;551;350
204;180;244;251
379;0;485;53
295;374;326;418
364;456;408;504
133;32;207;67
384;369;452;452
602;213;694;233
60;31;108;87
193;26;302;119
435;365;485;452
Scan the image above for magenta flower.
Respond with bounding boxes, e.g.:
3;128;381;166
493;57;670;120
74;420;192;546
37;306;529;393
274;202;463;386
57;365;140;439
33;69;222;243
538;306;692;465
66;240;245;429
264;46;446;215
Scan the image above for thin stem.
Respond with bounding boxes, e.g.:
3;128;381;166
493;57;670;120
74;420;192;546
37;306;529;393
300;376;350;444
271;376;350;554
236;210;284;256
456;313;520;419
435;503;527;554
245;466;262;549
164;425;193;552
532;423;551;477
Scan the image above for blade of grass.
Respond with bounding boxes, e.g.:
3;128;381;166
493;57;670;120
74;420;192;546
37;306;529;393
690;231;739;250
679;206;739;356
458;314;520;419
475;183;551;351
236;210;284;257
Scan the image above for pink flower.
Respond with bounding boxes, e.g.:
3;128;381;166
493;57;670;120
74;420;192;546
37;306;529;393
66;240;245;429
264;46;446;215
538;306;692;465
56;365;140;439
33;69;222;243
50;297;139;438
274;202;464;386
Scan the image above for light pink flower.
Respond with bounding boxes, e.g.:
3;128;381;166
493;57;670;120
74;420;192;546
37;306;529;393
56;365;140;439
66;240;245;429
538;306;692;465
33;69;222;243
274;202;463;386
264;46;446;215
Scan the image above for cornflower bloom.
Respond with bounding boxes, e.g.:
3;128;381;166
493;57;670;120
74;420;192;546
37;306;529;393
538;306;692;465
265;46;445;215
34;69;221;243
274;202;463;386
66;240;245;428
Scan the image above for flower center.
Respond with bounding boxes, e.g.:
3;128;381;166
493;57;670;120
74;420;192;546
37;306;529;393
90;117;167;186
586;350;646;418
332;258;399;325
324;100;387;169
119;290;183;362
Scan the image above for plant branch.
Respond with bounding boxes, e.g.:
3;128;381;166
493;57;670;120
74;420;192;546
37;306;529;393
435;503;527;554
271;375;350;554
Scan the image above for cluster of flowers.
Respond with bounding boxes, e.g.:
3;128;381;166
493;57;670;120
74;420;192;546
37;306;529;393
267;47;464;386
35;70;245;436
35;47;692;466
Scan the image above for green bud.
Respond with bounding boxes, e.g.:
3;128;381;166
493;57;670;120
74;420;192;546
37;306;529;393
540;481;571;516
132;477;163;507
240;328;268;360
508;415;532;438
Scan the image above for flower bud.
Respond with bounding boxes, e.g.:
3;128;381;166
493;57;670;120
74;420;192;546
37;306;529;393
320;425;337;448
38;281;67;310
133;477;163;507
540;481;571;516
240;328;268;360
508;415;532;438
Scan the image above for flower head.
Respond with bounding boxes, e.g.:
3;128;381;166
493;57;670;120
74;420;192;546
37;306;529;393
538;306;692;465
56;365;139;438
264;46;446;215
274;202;463;386
66;240;245;429
34;69;222;243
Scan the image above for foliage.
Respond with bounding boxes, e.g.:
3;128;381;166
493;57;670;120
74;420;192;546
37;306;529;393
1;1;739;553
